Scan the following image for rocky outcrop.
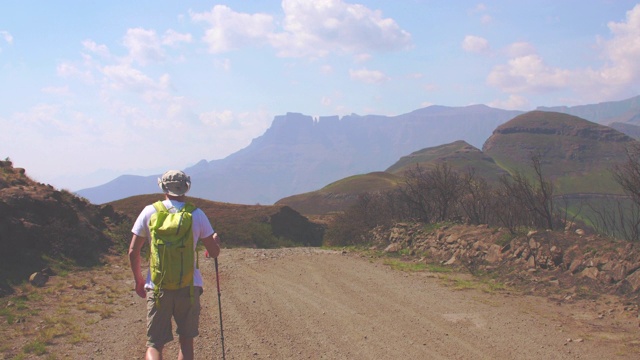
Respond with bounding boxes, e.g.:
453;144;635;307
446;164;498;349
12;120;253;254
368;223;640;298
0;161;129;295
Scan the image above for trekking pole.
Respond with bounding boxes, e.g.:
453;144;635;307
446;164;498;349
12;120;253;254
214;257;226;360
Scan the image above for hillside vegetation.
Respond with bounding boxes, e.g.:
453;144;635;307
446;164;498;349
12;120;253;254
0;160;129;295
483;111;634;195
109;194;324;248
279;111;635;217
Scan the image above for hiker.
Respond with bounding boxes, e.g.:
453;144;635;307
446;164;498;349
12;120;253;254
129;170;221;360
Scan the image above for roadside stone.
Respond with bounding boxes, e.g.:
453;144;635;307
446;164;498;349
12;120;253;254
384;243;402;253
625;269;640;292
485;244;503;263
569;256;585;274
29;272;48;287
444;255;457;265
581;267;599;280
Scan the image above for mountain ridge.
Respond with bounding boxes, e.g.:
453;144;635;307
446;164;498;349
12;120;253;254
77;96;640;205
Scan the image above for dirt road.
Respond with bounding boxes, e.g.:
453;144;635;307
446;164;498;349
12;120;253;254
86;248;638;359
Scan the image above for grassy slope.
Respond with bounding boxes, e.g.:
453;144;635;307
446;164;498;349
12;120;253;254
109;194;320;248
280;111;637;216
276;172;402;215
483;111;635;195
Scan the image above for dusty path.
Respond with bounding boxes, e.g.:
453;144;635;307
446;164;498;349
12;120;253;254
190;248;637;359
48;248;639;359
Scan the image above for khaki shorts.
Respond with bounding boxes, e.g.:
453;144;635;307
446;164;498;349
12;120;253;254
146;287;202;349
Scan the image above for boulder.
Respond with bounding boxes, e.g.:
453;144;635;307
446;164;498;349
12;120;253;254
29;272;48;287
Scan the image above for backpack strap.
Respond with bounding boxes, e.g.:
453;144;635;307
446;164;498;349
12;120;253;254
183;202;197;213
184;202;198;304
150;200;199;306
151;201;171;308
152;200;167;213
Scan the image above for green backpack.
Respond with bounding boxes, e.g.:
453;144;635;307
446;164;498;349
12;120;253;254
149;201;198;302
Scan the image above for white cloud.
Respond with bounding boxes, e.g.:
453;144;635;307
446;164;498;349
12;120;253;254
0;30;13;53
487;54;570;93
272;0;411;58
197;109;273;155
162;29;193;46
596;4;640;86
199;110;235;127
190;1;411;59
469;4;492;24
214;58;231;71
123;28;166;65
487;4;640;102
41;86;71;96
473;4;487;12
462;35;490;54
349;68;389;84
57;62;94;83
190;5;274;54
101;64;161;92
1;30;13;44
506;42;536;57
82;40;110;58
488;95;530;110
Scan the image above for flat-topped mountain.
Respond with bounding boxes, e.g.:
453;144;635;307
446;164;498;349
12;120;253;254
77;105;523;205
77;96;640;206
279;111;637;215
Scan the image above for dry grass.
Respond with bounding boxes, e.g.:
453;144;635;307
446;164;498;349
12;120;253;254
0;255;133;359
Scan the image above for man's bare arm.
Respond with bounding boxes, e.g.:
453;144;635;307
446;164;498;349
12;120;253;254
201;232;221;259
128;234;147;298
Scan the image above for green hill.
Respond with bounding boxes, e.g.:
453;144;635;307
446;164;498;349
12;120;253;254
109;194;324;248
483;111;636;195
278;141;507;215
386;140;508;182
275;172;402;215
278;111;638;216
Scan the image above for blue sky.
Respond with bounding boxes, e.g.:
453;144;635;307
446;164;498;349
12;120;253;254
1;0;640;191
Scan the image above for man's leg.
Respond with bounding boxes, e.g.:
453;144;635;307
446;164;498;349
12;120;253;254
174;287;201;360
146;345;163;360
177;336;194;360
146;290;173;360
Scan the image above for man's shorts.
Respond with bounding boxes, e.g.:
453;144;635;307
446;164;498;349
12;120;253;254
146;286;202;348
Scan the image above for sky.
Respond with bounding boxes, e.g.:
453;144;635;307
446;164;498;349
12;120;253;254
1;0;640;191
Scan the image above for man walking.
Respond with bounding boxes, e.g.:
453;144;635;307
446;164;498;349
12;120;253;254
129;170;221;360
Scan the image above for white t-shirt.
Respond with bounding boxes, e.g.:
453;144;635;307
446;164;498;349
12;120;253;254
131;199;215;289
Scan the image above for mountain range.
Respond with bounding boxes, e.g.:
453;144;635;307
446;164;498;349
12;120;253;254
77;95;640;205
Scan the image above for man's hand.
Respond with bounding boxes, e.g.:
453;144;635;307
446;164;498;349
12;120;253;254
203;233;221;259
135;281;146;298
129;234;148;298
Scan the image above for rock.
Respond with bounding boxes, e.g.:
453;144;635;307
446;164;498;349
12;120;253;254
569;256;584;274
610;263;628;282
485;244;503;263
580;267;599;280
384;243;402;253
625;269;640;292
29;272;48;287
444;255;457;265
